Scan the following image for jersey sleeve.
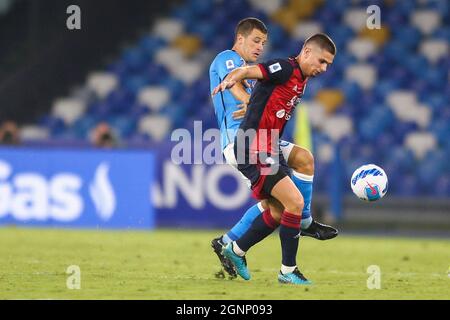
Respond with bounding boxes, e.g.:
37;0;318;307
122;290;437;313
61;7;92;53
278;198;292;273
257;59;294;84
216;51;245;80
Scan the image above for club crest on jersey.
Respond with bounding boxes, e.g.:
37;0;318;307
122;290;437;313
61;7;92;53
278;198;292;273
276;109;286;118
226;60;235;70
269;63;282;73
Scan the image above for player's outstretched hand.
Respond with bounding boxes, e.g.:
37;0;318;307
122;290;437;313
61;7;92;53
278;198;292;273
232;102;248;120
211;78;237;96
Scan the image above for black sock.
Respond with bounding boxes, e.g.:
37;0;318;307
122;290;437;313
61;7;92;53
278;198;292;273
279;211;301;267
236;210;279;252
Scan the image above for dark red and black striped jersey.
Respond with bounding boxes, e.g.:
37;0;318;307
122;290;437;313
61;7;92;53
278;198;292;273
238;57;308;156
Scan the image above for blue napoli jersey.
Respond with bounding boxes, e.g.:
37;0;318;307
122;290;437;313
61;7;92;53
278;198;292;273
209;50;252;150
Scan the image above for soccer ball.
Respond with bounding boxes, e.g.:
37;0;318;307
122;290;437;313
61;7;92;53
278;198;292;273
351;164;388;201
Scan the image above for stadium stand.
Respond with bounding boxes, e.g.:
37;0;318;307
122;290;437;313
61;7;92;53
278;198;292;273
16;0;450;197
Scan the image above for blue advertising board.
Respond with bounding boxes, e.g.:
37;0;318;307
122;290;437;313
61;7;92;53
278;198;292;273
153;142;257;228
0;148;155;229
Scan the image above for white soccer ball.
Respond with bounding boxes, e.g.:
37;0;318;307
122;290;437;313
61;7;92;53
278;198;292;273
350;164;388;201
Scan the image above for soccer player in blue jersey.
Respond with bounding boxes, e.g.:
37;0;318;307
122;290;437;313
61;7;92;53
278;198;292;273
209;18;337;279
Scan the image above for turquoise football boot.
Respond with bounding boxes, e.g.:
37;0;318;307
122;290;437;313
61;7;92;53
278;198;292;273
278;267;312;285
222;243;251;280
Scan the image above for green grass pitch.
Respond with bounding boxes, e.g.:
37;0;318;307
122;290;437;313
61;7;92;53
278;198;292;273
0;227;448;300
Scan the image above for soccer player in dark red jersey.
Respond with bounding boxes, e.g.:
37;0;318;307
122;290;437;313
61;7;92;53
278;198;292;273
212;33;336;284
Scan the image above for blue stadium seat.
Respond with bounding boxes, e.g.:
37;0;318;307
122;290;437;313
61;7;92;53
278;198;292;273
423;67;447;91
106;89;135;114
391;174;419;196
123;75;150;95
139;36;166;58
38;115;66;136
108;115;137;139
432;26;450;42
72;115;98;139
121;47;148;74
145;63;170;85
324;25;354;49
434;175;450;197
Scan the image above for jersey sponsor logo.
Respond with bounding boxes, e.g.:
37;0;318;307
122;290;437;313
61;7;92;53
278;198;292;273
268;62;282;73
276;109;286;118
226;59;235;70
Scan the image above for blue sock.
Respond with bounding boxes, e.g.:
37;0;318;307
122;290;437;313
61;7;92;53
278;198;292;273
292;172;313;230
222;203;264;244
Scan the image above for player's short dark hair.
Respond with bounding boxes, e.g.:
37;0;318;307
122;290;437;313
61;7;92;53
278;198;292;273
304;33;337;55
235;17;268;41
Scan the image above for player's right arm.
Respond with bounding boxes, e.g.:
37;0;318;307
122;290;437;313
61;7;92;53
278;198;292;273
212;65;264;96
212;59;294;96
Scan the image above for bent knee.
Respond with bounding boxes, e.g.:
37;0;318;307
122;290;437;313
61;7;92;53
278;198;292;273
284;197;304;214
289;147;314;175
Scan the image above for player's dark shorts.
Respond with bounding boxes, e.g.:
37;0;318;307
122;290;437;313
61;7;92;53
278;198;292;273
234;144;292;200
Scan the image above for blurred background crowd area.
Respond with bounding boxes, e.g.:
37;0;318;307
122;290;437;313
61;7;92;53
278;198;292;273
0;0;449;198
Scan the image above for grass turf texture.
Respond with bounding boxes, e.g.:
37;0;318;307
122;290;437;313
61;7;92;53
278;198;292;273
0;227;448;300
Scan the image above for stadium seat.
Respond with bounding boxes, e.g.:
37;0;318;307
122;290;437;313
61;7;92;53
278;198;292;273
292;21;323;41
347;38;377;61
173;34;202;58
72;115;98;139
87;72;119;99
419;39;448;64
316;142;334;163
315;89;345;113
359;24;390;47
137;86;171;112
392;25;421;50
105;89;135;114
270;6;300;33
20;125;50;141
169;59;203;85
404;131;437;160
345;64;376;90
305;101;326;129
392;174;419;196
138;115;171;141
155;47;185;71
321;115;353;142
109;116;136;138
51;98;87;126
152;18;185;42
139;35;167;58
248;0;283;15
123;75;150;95
411;9;441;35
344;8;370;32
434;175;450;197
38;115;66;136
121;47;147;73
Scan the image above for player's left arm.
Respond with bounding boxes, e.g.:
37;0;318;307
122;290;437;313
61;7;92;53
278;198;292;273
229;82;250;119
